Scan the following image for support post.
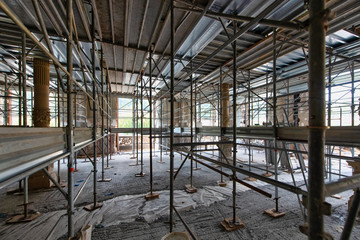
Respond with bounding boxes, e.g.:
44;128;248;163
218;68;227;186
307;0;327;238
29;58;58;189
22;32;27;126
84;3;102;211
185;61;197;194
221;20;244;231
158;99;164;163
6;176;40;223
135;75;145;176
4;74;8;125
18;59;22;126
341;189;360;240
130;96;136;159
66;0;75;236
351;61;355;126
264;28;285;218
106;75;110;168
327;53;332;181
136;88;139;164
145;47;159;199
98;47;111;182
169;0;175;232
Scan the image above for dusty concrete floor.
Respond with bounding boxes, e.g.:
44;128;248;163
0;147;359;239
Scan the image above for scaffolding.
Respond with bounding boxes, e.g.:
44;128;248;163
0;0;360;239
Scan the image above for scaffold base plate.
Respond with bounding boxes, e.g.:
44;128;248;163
264;208;286;218
135;173;146;177
221;216;245;231
129;163;143;166
98;178;112;182
145;193;159;200
218;181;227;187
6;212;40;223
245;177;257;181
185;184;197;193
330;194;342;199
262;172;273;177
83;202;103;211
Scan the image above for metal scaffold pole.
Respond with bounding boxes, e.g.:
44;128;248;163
66;0;74;237
84;3;102;211
146;47;159;199
190;63;194;187
158;98;164;164
106;74;110;168
273;28;279;213
231;20;238;225
263;27;285;219
219;67;225;185
136;85;139;165
131;96;136;159
351;60;355;127
307;0;327;238
136;74;145;176
99;47;111;182
169;0;175;232
221;20;243;230
22;32;27;127
92;6;97;208
327;52;332;181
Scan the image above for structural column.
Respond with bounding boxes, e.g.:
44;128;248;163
29;58;56;189
307;0;327;239
220;83;231;161
32;58;50;127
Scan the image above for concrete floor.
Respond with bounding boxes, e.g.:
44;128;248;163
0;147;359;239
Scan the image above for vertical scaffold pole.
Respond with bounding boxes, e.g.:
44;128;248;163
22;32;27;126
273;28;279;212
146;46;158;199
231;20;238;225
169;0;175;232
66;0;74;237
190;62;194;187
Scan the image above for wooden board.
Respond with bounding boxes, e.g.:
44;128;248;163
185;184;197;193
83;203;103;211
7;212;41;223
145;193;159;200
264;208;286;218
221;216;245;231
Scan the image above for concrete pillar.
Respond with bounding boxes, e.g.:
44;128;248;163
221;83;230;127
29;58;56;189
220;83;232;160
32;58;50;127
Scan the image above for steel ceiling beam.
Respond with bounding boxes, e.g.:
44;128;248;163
91;0;102;41
75;0;92;41
175;6;303;30
0;0;103;108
